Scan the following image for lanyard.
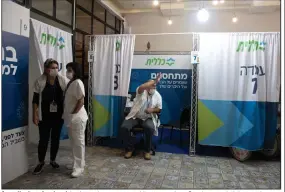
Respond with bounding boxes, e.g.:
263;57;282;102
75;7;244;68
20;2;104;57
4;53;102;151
47;78;57;102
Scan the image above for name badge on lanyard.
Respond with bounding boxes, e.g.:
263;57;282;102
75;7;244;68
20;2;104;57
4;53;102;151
50;101;58;113
50;83;57;113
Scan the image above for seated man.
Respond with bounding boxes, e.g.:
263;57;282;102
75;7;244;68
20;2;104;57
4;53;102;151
120;73;162;160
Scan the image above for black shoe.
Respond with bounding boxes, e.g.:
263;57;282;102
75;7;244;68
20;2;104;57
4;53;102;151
50;161;59;169
33;163;45;175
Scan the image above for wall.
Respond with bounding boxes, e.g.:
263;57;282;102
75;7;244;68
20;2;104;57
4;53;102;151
125;11;280;51
31;12;72;33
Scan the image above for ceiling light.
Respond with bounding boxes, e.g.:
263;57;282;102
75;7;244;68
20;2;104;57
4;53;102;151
168;19;173;25
197;8;209;22
220;0;225;3
212;0;219;5
232;16;238;23
153;0;159;6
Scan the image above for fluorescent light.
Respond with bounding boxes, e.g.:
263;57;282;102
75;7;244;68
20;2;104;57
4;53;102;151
232;16;238;23
212;0;219;5
168;19;173;25
197;8;209;22
153;0;159;6
220;0;225;3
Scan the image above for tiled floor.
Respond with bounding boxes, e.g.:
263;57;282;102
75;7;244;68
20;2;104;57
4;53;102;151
3;145;281;189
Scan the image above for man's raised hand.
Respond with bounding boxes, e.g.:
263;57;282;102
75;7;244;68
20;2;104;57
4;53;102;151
155;72;162;84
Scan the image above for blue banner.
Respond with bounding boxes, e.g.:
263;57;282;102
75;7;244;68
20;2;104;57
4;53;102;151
2;31;29;131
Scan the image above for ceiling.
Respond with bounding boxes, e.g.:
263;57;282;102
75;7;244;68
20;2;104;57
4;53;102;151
111;0;280;15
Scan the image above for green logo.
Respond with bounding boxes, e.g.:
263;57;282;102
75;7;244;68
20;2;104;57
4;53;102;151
40;33;65;49
236;40;266;52
145;57;175;66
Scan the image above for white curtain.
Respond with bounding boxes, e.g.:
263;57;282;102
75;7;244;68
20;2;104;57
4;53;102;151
93;35;136;137
198;32;280;150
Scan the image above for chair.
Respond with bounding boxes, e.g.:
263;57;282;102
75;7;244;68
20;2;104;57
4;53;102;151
159;106;190;146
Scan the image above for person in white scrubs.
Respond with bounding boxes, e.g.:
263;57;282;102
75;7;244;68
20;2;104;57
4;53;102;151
63;62;88;178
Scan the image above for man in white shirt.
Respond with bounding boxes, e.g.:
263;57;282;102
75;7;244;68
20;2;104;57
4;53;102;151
121;73;162;160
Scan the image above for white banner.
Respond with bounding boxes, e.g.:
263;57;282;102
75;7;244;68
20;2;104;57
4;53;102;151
92;35;135;137
1;1;30;184
93;35;135;97
198;33;280;102
197;33;280;150
30;19;73;76
28;19;73;145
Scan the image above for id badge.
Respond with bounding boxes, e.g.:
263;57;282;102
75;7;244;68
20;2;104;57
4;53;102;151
50;101;58;113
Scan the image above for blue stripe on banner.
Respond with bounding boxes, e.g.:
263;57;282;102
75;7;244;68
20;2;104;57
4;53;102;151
199;100;277;151
94;95;126;137
231;101;277;150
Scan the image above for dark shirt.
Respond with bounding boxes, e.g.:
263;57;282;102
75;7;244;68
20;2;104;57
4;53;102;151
33;77;64;121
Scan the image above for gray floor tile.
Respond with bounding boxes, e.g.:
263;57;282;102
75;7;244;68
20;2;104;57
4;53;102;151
166;168;180;176
2;144;281;190
129;183;145;189
223;181;240;189
178;182;194;189
118;175;134;183
113;181;130;189
239;181;256;189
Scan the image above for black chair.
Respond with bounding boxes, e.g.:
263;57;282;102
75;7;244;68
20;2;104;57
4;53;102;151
159;106;190;146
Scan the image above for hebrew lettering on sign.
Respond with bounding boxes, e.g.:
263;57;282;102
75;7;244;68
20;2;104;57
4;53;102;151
236;40;266;52
240;65;265;94
47;34;57;46
145;57;175;66
40;33;65;49
2;46;18;76
115;64;121;73
5;46;18;62
240;65;265;77
114;41;121;91
40;33;47;44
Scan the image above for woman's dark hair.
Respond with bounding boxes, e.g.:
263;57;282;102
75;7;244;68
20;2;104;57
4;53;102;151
44;58;59;68
66;62;82;80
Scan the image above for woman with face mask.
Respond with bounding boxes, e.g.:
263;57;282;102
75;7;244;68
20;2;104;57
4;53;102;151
32;58;69;174
63;62;88;178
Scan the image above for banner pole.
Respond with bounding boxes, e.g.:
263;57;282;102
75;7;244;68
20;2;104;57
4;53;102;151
189;33;199;156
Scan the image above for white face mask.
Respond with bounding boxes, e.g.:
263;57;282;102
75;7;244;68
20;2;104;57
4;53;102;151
148;89;156;95
49;69;58;77
66;72;74;80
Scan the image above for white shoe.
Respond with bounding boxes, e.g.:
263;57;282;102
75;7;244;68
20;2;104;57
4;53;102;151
71;169;83;178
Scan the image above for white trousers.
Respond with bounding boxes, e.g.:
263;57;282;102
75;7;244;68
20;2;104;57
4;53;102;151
68;119;87;171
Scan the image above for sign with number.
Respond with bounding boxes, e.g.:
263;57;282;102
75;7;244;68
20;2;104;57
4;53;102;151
191;51;200;64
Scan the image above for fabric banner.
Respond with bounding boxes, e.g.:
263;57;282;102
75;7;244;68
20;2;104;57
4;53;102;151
130;55;192;126
1;1;30;184
93;35;135;137
29;19;73;142
198;33;280;151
